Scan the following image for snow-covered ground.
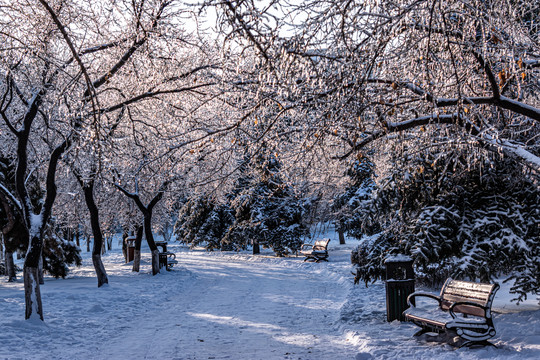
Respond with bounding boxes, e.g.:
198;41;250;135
1;235;539;359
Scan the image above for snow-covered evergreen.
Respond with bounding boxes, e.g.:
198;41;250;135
332;156;378;239
175;196;233;250
224;150;309;256
349;149;540;303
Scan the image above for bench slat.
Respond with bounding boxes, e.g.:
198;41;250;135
440;279;497;316
404;277;499;346
301;239;330;262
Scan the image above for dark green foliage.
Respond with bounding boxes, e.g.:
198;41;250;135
333;156;378;238
350;148;540;303
43;235;82;279
351;234;387;287
0;260;21;276
404;154;539;298
42;232;82;279
0;154;28;254
175;147;309;256
175;196;234;250
224;150;309;256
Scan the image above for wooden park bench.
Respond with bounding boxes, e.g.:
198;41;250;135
299;238;330;262
155;241;178;271
403;278;500;347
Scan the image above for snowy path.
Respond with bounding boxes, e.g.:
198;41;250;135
1;240;540;360
0;247;358;360
95;252;358;359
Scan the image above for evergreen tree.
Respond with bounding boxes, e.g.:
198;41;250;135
351;148;540;304
224;150;309;256
175;196;233;251
332;155;378;239
41;223;83;279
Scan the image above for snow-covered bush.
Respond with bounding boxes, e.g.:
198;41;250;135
175;196;234;250
350;148;540;303
350;234;386;286
42;233;82;279
224;150;309;256
333;156;378;238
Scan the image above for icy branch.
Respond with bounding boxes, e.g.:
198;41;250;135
0;183;22;211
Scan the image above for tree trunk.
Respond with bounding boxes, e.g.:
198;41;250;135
38;256;44;284
151;249;160;274
23;232;44;320
23;266;43;320
252;239;260;254
92;253;108;287
115;182;168;276
122;229;129;262
81;181;108;287
143;212;160;275
133;250;141;272
75;230;80;247
5;250;16;282
132;225;143;272
338;229;346;245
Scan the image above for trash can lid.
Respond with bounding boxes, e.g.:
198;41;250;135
384;254;413;263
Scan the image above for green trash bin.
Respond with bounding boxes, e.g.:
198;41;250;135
385;255;415;322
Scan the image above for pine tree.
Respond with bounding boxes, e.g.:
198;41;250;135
350;147;540;302
225;149;309;256
175;196;234;251
332;155;378;239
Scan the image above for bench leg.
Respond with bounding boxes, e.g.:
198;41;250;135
413;328;430;337
460;340;497;349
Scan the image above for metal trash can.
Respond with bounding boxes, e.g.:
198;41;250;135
125;236;136;263
385;255;415;322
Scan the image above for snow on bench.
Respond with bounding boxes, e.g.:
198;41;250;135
300;238;330;262
404;278;499;347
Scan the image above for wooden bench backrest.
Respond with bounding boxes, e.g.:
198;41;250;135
439;278;499;317
313;239;330;251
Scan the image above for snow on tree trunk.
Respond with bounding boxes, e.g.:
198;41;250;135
92;254;108;287
5;250;16;282
23;266;43;321
24;225;45;320
38;256;44;285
